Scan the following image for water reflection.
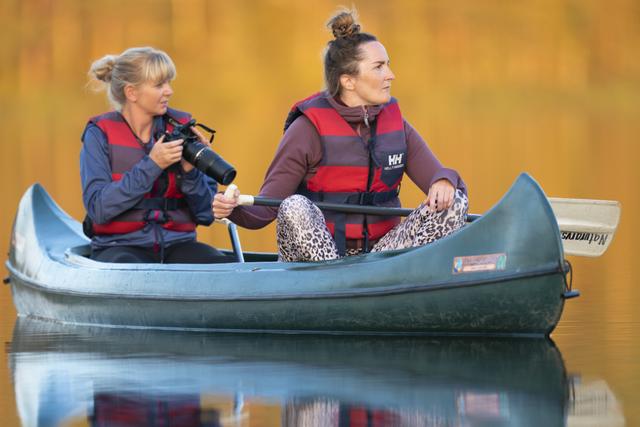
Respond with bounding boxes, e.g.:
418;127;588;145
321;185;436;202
8;318;575;426
567;378;625;426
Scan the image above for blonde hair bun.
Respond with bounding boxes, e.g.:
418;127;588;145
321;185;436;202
89;55;117;83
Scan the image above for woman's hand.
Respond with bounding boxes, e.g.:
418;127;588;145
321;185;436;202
212;186;240;219
149;135;184;169
426;179;455;213
179;126;210;174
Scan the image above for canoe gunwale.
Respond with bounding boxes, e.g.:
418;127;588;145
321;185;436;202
7;258;566;302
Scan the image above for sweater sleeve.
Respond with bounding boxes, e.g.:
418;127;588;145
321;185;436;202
228;116;322;229
404;120;468;196
179;168;217;226
80;124;164;224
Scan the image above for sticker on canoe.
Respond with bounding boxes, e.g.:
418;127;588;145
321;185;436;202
453;253;507;274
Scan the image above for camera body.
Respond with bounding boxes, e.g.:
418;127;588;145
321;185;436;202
164;118;236;185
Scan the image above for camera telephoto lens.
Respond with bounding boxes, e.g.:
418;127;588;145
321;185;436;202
164;118;236;185
182;141;236;185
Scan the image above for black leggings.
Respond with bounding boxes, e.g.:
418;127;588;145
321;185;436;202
91;241;232;264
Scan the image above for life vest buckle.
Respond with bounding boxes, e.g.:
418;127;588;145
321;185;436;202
144;210;170;225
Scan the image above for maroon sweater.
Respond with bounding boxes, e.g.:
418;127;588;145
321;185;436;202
229;95;467;229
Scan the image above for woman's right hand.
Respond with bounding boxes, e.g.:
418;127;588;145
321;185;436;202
212;187;240;219
149;135;184;169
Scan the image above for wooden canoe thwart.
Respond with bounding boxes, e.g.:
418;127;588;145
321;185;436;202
6;173;576;336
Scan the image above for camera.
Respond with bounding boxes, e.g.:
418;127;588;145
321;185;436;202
164;118;236;185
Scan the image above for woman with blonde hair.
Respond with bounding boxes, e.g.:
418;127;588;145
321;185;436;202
81;47;226;263
214;10;468;262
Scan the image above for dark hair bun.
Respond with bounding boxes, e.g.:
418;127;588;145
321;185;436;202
328;10;361;39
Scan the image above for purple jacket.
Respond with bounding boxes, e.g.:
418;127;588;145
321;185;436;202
229;94;467;229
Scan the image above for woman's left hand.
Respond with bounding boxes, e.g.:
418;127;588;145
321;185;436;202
180;126;210;173
426;179;455;213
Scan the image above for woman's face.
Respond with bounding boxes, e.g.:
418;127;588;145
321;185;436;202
131;80;173;116
343;41;395;106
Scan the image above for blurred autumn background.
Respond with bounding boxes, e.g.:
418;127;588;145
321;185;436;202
1;0;639;424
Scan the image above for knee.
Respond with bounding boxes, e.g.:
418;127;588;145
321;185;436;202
277;195;318;224
281;194;312;210
452;190;469;215
416;190;468;222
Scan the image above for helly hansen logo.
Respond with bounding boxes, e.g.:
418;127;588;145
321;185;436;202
384;152;405;171
388;153;404;166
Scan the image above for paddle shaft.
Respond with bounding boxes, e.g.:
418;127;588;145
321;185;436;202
234;189;620;257
240;196;481;221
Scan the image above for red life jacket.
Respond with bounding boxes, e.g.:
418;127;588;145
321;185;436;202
87;108;196;235
284;92;407;253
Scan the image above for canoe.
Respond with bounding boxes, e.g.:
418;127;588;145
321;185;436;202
4;172;575;336
8;317;570;426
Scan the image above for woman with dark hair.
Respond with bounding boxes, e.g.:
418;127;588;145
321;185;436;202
81;47;227;263
214;10;468;262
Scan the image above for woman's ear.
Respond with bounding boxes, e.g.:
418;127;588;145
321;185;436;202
340;74;356;92
124;84;138;103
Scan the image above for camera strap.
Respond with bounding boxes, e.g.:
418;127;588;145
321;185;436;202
163;113;216;143
163;113;181;130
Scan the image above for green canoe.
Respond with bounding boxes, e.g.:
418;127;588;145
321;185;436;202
4;173;574;336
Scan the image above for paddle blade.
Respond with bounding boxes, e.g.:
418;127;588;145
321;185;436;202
549;198;621;257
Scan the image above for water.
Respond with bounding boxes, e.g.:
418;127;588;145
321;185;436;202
1;312;629;426
2;0;639;425
5;318;571;426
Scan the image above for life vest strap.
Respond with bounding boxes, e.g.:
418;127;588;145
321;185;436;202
344;189;399;205
334;213;347;256
133;197;187;211
297;188;399;206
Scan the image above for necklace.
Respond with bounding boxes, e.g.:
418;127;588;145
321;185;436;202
118;112;152;148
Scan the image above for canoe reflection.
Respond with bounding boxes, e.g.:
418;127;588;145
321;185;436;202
9;318;569;426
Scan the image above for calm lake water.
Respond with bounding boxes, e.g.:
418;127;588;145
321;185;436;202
2;0;639;425
0;307;630;426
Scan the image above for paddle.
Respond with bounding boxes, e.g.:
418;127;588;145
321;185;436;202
233;190;620;258
548;197;621;257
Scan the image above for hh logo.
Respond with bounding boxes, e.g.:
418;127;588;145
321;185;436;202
388;153;404;166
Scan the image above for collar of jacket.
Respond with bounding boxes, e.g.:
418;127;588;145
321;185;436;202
325;95;383;126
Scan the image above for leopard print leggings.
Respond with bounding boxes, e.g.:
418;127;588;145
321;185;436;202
276;190;468;262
